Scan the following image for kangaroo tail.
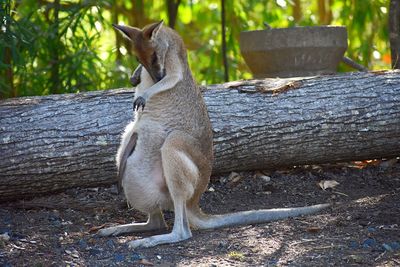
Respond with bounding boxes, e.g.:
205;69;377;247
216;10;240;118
189;203;330;230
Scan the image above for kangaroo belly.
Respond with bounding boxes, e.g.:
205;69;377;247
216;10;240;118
123;157;171;213
120;121;172;212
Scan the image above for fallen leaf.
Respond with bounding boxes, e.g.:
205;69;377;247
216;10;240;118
11;243;25;250
318;180;340;190
227;172;243;188
228;251;245;261
307;226;322;233
138;259;154;266
351;159;381;169
88;224;107;233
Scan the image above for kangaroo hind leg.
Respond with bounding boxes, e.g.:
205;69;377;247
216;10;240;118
128;132;201;248
98;208;167;237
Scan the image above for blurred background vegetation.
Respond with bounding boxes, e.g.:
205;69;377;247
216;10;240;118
0;0;391;98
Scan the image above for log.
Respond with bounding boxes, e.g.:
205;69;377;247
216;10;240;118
1;71;400;202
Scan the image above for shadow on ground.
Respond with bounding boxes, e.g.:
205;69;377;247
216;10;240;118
1;160;399;266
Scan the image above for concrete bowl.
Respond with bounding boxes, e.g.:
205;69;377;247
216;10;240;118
239;26;348;78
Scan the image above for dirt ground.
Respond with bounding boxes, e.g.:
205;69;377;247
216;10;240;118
1;159;399;266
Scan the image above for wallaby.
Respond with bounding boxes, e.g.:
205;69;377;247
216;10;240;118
99;21;330;249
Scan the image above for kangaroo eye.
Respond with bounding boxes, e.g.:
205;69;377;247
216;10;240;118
151;53;157;65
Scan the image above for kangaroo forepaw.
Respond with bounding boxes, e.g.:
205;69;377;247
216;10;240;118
133;96;146;111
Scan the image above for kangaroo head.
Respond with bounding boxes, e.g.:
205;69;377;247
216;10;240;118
113;21;168;82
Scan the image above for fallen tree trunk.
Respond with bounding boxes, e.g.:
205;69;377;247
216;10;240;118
0;71;399;201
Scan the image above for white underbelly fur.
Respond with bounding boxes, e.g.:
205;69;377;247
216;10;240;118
119;119;172;212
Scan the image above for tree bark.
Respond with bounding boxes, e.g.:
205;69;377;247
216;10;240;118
292;0;302;23
221;0;229;82
49;0;60;94
1;0;15;99
0;71;400;202
317;0;332;25
166;0;181;29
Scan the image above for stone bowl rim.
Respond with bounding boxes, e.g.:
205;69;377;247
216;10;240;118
240;25;347;35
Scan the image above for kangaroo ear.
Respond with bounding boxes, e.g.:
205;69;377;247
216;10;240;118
143;20;163;40
112;24;141;40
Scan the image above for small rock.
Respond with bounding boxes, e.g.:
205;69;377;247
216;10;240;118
114;253;125;262
131;252;143;261
261;175;271;182
362;238;376;248
106;239;116;249
346;254;364;264
318;180;339;190
382;243;393;252
348;240;359;249
78;239;88;249
89;248;103;256
208;187;215;192
70;249;80;258
255;171;271;182
156;255;162;260
389;241;400;251
381;242;400;252
0;233;10;242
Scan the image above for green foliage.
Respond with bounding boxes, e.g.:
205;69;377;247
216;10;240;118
0;0;128;97
336;0;389;69
0;0;391;98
